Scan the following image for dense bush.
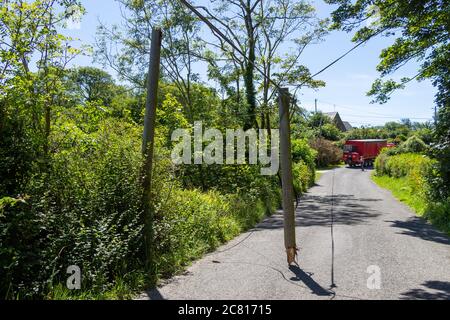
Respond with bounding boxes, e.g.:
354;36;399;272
374;152;449;234
375;153;433;179
291;139;317;194
0;114;284;299
0;119;145;298
0;13;317;297
379;136;428;158
3;84;313;298
154;189;270;277
291;139;318;168
320;123;343;141
401;136;428;153
293;160;315;194
309;138;343;167
343;121;435;146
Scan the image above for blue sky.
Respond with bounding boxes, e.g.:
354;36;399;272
64;0;437;127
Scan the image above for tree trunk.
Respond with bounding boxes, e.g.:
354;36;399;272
243;6;257;130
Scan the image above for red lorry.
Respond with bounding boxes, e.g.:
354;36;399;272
343;139;388;168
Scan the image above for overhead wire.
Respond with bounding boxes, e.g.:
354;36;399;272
316;99;432;120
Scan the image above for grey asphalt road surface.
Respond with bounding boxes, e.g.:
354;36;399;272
138;167;450;300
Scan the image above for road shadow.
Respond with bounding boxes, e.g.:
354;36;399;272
387;216;450;245
344;166;375;171
288;265;332;296
255;194;382;229
401;281;450;300
141;288;166;300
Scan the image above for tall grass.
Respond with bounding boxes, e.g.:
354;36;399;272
373;152;450;235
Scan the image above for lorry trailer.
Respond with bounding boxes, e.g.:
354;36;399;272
343;139;388;167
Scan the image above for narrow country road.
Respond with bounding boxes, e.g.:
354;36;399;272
139;167;450;300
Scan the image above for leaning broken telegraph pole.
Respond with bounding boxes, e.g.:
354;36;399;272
141;28;162;279
278;87;297;265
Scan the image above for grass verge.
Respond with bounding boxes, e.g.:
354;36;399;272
371;174;427;214
372;173;450;236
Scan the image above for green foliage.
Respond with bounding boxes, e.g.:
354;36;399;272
375;153;433;179
47;271;147;300
415;128;434;145
305;112;343;141
327;0;450;209
309;137;343;167
291;139;318;167
431;104;450;201
293;160;315;194
0;0;322;300
67;67;118;106
0;119;145;299
425;201;450;236
291;139;317;193
326;0;449;107
373;152;449;235
321;123;343;141
381;136;429;157
308;112;331;128
399;136;428;154
0;113;284;299
156;93;190;145
154;188;269;277
373;152;389;176
344;121;415;142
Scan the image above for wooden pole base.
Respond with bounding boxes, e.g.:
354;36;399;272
286;247;299;266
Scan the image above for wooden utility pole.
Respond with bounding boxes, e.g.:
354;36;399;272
279;87;297;265
142;28;162;279
315;98;318;114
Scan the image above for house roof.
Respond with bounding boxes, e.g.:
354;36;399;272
324;112;352;132
343;121;353;131
324;112;338;120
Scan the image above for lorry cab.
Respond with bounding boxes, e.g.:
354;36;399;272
343;144;360;167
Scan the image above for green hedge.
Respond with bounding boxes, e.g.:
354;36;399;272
374;152;449;235
154;189;270;278
0;115;286;299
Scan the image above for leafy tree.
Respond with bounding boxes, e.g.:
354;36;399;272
255;0;327;131
308;111;331;128
321;123;343;141
400;135;428;154
96;0;204;123
199;0;327;129
67;66;117;105
326;0;448;105
415;127;434;145
0;0;88;298
0;0;84;186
